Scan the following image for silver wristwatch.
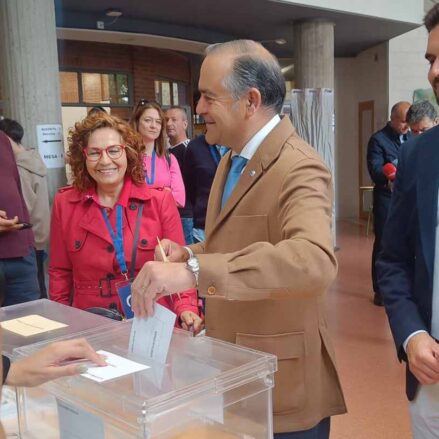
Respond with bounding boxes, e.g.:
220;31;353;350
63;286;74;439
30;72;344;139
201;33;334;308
184;246;199;286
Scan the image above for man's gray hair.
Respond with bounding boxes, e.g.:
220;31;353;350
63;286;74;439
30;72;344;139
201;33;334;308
406;100;437;124
206;40;286;114
167;105;188;121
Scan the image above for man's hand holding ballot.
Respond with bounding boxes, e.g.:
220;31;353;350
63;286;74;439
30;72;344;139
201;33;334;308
131;238;203;334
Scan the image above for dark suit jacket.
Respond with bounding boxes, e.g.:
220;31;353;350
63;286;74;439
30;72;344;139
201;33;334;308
183;135;218;229
169;141;192;218
377;125;439;400
367;123;410;194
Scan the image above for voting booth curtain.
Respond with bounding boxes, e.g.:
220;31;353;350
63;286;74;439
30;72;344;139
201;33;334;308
284;88;336;245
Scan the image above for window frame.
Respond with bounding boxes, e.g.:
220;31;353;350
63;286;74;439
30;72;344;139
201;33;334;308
60;68;133;108
154;78;188;107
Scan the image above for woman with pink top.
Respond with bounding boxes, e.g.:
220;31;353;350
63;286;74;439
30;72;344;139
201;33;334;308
130;100;185;207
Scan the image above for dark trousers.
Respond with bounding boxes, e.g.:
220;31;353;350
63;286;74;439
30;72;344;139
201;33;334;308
0;247;40;307
274;418;330;439
372;190;391;295
36;249;47;299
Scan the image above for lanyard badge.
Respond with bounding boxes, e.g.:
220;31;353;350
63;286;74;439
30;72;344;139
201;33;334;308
115;279;134;318
145;149;156;185
101;205;128;280
101;202;144;318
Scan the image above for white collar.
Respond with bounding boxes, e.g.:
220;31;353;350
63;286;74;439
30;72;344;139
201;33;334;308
169;139;190;149
238;115;281;161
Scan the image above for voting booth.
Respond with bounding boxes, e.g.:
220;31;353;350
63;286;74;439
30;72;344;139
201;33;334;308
13;321;277;438
0;299;120;436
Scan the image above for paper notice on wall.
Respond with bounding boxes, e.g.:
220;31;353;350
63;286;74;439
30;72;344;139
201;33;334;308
37;124;65;169
57;399;105;439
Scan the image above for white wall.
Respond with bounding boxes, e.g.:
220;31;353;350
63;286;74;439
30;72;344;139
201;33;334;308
335;43;389;220
388;26;431;106
334;58;357;219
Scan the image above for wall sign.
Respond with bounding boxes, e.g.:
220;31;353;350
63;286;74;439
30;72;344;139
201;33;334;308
37;124;65;169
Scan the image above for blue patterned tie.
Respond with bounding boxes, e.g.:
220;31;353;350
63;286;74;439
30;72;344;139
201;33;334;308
221;155;248;208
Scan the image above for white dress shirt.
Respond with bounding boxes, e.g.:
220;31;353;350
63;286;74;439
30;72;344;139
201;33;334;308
234;115;281;164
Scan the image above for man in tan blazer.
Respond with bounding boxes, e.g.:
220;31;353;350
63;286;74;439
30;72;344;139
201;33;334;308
132;40;346;438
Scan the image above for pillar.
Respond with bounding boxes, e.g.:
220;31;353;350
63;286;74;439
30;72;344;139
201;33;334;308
293;20;335;89
0;0;66;201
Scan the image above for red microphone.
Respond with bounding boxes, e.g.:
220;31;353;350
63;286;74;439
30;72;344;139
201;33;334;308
383;163;397;181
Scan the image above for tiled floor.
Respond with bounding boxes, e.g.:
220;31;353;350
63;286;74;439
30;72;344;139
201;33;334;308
328;221;411;438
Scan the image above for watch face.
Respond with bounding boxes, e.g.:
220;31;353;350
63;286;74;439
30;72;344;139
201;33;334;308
187;257;199;271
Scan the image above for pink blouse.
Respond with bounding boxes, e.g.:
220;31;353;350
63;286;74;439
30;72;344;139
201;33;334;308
142;153;186;208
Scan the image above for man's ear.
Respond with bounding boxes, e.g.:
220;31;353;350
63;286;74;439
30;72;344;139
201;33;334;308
245;88;262;116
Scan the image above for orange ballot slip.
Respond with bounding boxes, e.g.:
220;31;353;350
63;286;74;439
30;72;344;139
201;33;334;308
1;314;68;336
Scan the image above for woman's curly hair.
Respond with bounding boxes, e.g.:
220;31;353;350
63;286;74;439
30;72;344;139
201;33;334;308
68;113;145;192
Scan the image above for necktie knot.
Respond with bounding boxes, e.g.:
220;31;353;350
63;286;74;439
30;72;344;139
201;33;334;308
221;155;248;208
230;155;248;171
218;145;230;157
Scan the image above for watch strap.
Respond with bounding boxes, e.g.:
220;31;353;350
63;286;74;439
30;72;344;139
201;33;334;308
183;246;194;260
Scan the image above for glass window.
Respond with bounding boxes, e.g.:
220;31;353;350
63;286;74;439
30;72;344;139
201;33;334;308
60;71;131;106
155;80;187;106
82;73;104;104
161;81;171;106
172;82;179;105
59;72;79;103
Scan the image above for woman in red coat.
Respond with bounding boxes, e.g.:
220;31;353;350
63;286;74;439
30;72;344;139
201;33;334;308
49;113;201;331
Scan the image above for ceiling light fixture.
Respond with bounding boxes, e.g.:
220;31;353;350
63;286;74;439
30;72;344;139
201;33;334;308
105;8;123;17
260;38;287;46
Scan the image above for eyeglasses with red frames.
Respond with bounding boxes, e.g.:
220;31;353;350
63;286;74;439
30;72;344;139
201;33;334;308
83;144;126;161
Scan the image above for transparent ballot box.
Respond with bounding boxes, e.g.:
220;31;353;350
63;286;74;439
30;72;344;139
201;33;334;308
0;299;120;437
0;299;120;356
13;322;277;438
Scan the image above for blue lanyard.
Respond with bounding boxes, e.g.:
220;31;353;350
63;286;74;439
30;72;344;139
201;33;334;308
209;145;221;166
101;205;128;279
145;149;156;185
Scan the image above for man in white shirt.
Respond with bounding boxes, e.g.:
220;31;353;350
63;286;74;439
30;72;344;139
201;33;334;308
132;39;346;438
377;4;439;437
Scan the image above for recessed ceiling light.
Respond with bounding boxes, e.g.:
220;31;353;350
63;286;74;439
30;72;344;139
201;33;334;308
275;39;287;45
105;8;123;17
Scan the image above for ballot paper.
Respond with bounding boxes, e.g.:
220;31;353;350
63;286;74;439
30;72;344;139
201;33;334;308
129;303;176;364
80;350;149;383
1;314;67;336
57;398;104;439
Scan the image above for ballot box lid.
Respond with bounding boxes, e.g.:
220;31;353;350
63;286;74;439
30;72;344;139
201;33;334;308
0;299;119;356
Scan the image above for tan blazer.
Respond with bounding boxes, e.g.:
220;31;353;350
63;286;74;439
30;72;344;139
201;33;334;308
191;116;346;433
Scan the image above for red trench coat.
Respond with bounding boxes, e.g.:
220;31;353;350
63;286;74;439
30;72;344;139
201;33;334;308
49;177;198;318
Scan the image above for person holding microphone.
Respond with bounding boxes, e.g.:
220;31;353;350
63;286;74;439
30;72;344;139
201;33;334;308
367;101;411;306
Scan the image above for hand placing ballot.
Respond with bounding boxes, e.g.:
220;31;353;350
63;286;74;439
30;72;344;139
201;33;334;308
131;239;203;334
